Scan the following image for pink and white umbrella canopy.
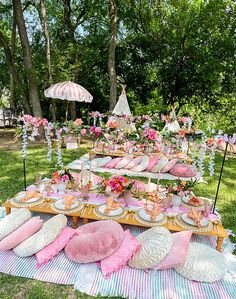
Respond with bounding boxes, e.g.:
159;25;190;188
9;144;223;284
44;81;93;102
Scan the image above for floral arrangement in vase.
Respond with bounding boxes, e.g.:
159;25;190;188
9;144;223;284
168;179;198;197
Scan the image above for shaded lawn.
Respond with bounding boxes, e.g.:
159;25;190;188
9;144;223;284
0;144;235;298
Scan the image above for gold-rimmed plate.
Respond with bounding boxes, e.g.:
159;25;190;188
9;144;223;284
95;203;125;218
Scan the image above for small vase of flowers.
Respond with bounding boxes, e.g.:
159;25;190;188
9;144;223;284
51;168;74;193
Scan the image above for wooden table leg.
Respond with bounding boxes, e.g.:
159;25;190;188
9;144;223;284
216;237;224;252
83;218;89;224
5;206;11;215
72;216;79;228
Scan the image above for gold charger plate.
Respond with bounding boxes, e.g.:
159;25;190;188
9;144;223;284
94;203;125;220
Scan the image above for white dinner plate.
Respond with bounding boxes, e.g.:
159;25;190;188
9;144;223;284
137;208;164;222
15;191;41;203
54;199;80;210
97;204;124;216
181;213;209;227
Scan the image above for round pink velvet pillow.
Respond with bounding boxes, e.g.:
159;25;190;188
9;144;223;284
104;157;122;169
169;163;197;178
146;156;160;172
65;220;124;263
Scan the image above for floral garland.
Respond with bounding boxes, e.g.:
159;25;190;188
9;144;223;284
208;145;215;177
197;140;207;177
21;121;28;159
55;129;63;167
44;122;53;162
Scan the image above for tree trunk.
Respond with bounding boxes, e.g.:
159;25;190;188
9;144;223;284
13;0;42;118
69;101;77;120
108;0;118;111
0;30;32;114
38;0;56;121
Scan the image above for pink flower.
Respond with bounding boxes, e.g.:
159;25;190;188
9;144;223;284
80;128;87;136
90;126;96;133
74;118;83;126
41;118;48;126
62;174;69;182
95;127;102;137
23;114;33;122
148;129;158;140
58;128;63;134
144;115;151;121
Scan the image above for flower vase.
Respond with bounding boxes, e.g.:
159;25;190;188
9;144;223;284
57;182;67;193
123;191;132;207
81;184;89;201
171;194;181;211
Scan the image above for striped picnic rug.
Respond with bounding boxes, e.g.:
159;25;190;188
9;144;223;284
0;212;236;298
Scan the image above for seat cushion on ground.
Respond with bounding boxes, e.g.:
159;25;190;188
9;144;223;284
152;231;192;270
0;217;43;251
104;157;123;169
125;157;142;169
169;163;197;178
115;155;133;169
175;242;228;282
151;156;169;173
0;208;31;241
131;155;149;172
91;157;112;168
13;214;67;257
146;156;160;172
100;230;140;279
161;159;178;173
36;226;76;267
65;220;124;263
128;227;173;269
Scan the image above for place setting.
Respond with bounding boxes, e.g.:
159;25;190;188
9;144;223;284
135;203;167;226
94;197;126;220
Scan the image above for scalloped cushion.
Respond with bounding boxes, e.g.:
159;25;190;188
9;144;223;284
152;231;192;270
151;157;169;173
128;227;173;269
0;217;43;251
115;155;133;169
100;230;140;279
65;220;124;263
0;208;31;241
104;157;123;169
36;226;76;267
161;159;178;173
169;163;197;178
175;242;228;282
91;157;112;168
146;156;160;172
13;214;67;257
125;157;142;169
131;156;149;172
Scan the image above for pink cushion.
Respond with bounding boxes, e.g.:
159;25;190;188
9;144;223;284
100;230;140;279
152;231;192;270
104;157;122;169
0;217;43;251
169;163;197;177
146;156;160;172
125;157;142;169
132;180;146;192
161;159;178;173
65;220;124;263
36;227;76;267
115;155;133;169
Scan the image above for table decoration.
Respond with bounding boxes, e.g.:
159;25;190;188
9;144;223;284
94;203;125;220
10;191;44;208
51;199;83;215
135;208;167;227
175;213;213;232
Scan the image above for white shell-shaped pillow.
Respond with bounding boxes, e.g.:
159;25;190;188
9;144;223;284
131;155;149;172
0;208;31;241
13;214;67;257
90;157;112;168
125;156;142;169
151;156;169;173
175;242;228;282
115;155;133;169
128;227;173;269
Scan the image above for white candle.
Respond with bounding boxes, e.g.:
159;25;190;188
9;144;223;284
156;171;161;192
89;162;92;182
146;178;151;192
80;161;84;186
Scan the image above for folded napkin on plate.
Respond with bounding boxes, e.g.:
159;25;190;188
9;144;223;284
19;191;40;202
145;204;162;221
63;195;77;210
104;197;120;214
187;208;204;228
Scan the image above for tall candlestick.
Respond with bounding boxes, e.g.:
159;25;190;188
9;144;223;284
80;161;84;186
146;177;151;192
89;161;92;183
156;171;161;192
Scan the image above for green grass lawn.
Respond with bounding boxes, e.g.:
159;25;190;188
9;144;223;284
0;144;235;298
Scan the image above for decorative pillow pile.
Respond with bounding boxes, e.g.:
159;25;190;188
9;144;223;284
104;157;122;168
0;208;31;241
131;156;149;172
125;157;142;170
151;157;169;173
169;163;197;178
128;227;173;269
0;217;43;251
13;214;67;257
91;156;112;168
146;156;160;172
115;155;133;169
161;159;178;173
65;220;124;263
100;230;140;279
175;242;228;282
36;226;76;267
152;231;192;270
